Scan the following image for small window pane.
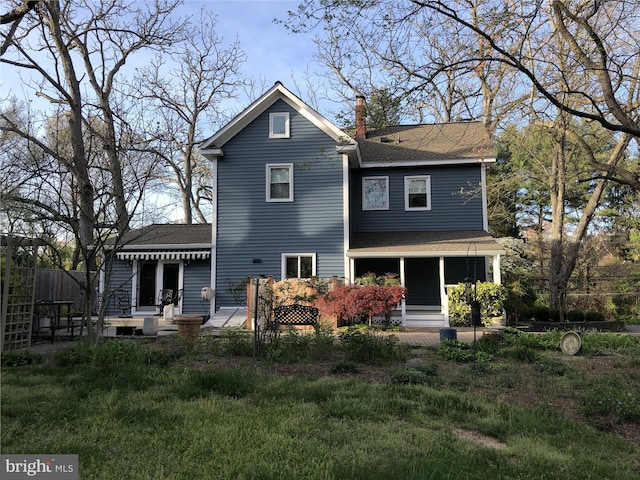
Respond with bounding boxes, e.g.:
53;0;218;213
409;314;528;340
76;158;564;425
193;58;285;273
286;257;298;278
272;115;286;135
271;184;290;199
409;193;427;208
408;178;426;194
300;257;312;278
270;167;289;184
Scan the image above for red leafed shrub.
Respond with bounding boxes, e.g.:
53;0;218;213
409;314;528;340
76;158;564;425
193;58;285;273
315;285;406;325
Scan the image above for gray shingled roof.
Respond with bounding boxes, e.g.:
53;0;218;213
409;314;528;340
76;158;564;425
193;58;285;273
110;224;212;248
358;122;495;164
348;231;504;256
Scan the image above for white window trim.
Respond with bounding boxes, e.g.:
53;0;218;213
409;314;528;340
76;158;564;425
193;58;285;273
281;253;317;279
404;175;432;211
362;176;389;211
269;112;290;138
266;163;294;202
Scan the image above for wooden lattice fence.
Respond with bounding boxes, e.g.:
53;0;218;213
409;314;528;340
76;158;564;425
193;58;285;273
1;235;41;352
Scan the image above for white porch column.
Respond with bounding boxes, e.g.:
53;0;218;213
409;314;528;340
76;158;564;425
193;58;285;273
399;257;406;323
492;254;502;285
439;256;448;323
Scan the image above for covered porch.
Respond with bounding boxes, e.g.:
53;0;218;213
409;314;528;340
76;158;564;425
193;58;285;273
347;231;505;327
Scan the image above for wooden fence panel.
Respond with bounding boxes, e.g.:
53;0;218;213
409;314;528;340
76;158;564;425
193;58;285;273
35;269;96;309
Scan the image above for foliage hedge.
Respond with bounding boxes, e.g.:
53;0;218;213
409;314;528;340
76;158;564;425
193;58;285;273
527;306;606;322
448;282;507;327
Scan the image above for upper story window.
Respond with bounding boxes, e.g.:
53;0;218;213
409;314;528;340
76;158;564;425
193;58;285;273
283;253;316;279
405;175;431;210
269;112;290;138
266;164;293;202
362;176;389;210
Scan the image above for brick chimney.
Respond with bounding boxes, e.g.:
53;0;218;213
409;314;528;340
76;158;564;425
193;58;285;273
355;95;366;139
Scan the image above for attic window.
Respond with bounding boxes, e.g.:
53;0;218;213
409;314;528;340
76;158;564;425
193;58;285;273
269;112;290;138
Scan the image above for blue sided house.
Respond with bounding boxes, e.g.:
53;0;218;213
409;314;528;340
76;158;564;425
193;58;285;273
104;82;504;326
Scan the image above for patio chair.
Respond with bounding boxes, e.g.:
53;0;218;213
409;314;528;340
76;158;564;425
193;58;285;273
114;289;132;318
157;289;183;309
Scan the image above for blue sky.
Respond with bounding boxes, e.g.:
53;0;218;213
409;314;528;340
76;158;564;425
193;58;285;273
198;0;332;111
202;0;315;85
2;0;329;116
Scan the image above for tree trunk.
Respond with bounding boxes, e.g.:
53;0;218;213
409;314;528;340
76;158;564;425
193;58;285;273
546;127;630;316
548;130;566;316
47;1;97;341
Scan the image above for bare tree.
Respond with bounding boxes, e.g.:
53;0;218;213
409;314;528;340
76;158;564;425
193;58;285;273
409;0;640;138
0;0;39;55
286;0;640;313
1;0;188;342
134;8;247;224
287;0;640;146
284;0;528;134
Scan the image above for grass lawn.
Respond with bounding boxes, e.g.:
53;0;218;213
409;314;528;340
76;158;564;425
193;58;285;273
2;328;640;479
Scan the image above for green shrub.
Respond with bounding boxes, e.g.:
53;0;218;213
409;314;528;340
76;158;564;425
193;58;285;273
265;327;336;363
219;327;253;356
536;358;570;376
143;349;176;367
584;310;605;322
500;346;541;363
391;369;433;385
1;350;39;367
338;328;406;364
582;383;640;422
502;328;562;350
580;332;640;355
448;282;507;327
92;339;144;368
53;340;94;366
476;333;505;354
567;310;585;322
53;340;153;369
530;306;550;321
330;361;360;374
174;368;257;400
435;340;493;363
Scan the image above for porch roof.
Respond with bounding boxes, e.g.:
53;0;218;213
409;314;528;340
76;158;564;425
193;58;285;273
347;231;505;258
